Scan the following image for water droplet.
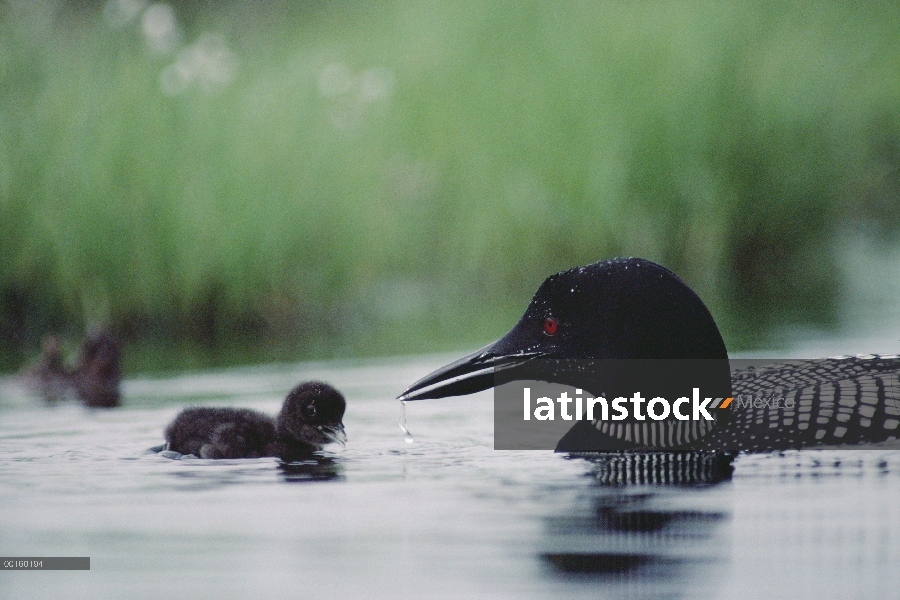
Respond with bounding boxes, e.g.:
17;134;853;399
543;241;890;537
399;400;414;444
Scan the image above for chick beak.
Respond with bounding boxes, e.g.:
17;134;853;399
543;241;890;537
318;424;347;447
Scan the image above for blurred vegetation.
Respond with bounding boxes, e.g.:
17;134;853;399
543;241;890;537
1;0;899;373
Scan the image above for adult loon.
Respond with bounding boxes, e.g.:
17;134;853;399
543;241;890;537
164;381;347;460
398;258;900;452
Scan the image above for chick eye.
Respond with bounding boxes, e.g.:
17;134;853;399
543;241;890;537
543;317;558;336
304;404;317;418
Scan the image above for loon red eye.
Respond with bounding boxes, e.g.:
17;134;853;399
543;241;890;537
543;317;558;336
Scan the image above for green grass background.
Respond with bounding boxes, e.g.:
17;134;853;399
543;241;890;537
2;0;899;372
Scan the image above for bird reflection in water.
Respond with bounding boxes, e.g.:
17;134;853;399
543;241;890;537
279;456;344;483
542;452;733;595
581;452;734;486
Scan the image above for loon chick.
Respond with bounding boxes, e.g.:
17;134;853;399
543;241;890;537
164;381;347;460
19;335;74;403
19;329;122;407
397;257;900;453
74;327;122;408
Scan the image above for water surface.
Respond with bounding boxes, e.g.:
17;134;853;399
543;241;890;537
1;354;899;599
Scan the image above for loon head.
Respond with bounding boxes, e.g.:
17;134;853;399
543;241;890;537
398;257;729;401
278;381;347;448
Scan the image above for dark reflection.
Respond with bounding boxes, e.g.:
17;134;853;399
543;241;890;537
279;456;344;483
541;452;733;591
544;552;660;574
581;451;735;486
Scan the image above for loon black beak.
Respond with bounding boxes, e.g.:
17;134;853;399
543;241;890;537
397;341;548;401
319;424;347;447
